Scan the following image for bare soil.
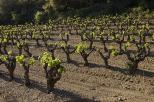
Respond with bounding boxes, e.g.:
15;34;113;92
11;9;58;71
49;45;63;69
0;34;154;102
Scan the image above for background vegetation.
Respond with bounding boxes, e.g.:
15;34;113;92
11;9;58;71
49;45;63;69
0;0;154;24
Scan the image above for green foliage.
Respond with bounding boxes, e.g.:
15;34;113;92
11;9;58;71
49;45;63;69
59;41;66;48
39;52;65;73
111;49;119;56
0;0;153;24
11;11;21;24
39;52;52;66
141;43;150;49
8;50;13;55
0;0;45;24
109;46;119;56
34;11;45;24
0;12;152;75
0;55;8;62
124;42;131;51
47;58;61;67
58;65;65;73
16;55;25;65
16;55;35;66
2;38;8;43
28;57;35;65
75;42;88;53
17;41;26;48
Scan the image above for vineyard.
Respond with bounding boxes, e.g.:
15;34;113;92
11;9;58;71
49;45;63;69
0;13;154;102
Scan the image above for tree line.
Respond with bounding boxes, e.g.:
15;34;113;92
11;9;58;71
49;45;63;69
0;0;154;24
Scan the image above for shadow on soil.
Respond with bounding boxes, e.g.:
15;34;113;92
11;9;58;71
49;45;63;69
0;70;95;102
68;59;103;68
68;59;154;77
52;88;96;102
62;60;81;67
149;51;154;57
107;65;154;77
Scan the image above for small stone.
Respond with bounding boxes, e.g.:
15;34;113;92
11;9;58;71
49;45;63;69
118;96;126;101
38;99;41;102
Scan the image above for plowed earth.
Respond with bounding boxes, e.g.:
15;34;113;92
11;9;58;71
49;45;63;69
1;29;154;102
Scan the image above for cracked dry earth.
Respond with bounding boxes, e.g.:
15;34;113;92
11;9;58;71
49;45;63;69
0;46;154;102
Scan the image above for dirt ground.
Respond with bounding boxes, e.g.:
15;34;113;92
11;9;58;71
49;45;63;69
0;44;154;102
